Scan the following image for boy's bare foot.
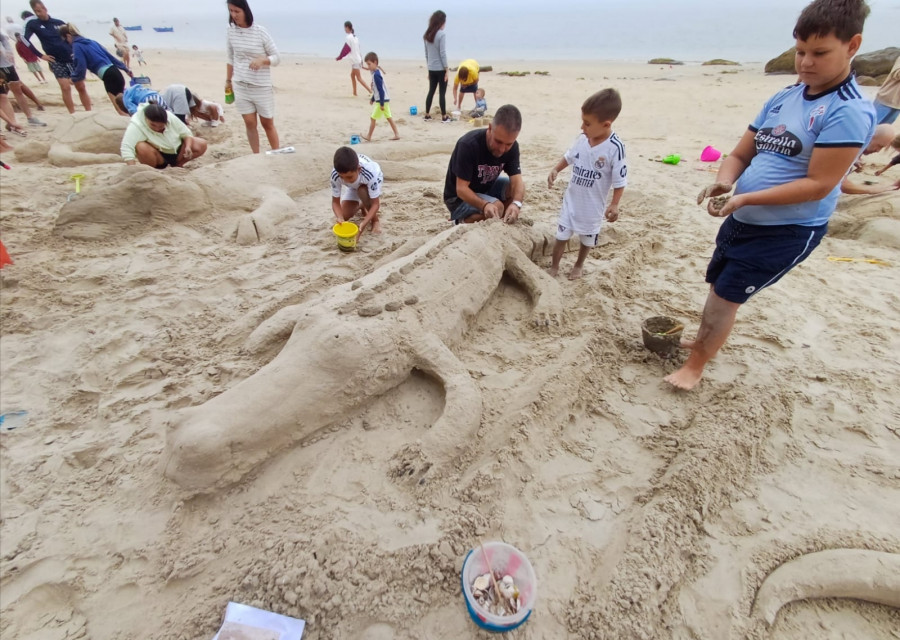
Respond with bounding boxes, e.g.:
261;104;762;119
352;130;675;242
390;136;400;141
679;338;696;350
547;265;559;277
372;218;383;234
360;135;371;142
567;266;584;280
664;365;703;391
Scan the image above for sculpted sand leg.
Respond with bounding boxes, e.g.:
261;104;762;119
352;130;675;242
753;549;900;625
163;222;562;494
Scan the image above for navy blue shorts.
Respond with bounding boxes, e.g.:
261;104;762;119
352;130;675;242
706;215;827;304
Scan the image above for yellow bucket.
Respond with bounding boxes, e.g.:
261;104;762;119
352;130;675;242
333;221;359;252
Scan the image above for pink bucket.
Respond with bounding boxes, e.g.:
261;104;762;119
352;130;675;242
700;145;722;162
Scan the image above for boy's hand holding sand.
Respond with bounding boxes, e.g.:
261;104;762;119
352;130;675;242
604;203;619;222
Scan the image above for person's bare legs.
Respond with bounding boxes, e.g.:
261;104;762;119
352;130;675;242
664;286;741;390
56;75;75;113
73;79;91;111
10;81;42;115
241;112;260;153
134;141;164;167
362;117;377;142
548;239;566;277
259;116;279;150
386;117;399;140
568;244;591;280
175;137;208;166
351;68;371;95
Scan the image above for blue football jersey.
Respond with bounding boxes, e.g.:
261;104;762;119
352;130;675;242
733;75;875;227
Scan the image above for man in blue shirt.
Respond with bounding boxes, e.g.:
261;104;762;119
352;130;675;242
21;0;90;113
667;0;876;391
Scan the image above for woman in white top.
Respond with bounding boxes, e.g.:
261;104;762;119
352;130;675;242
225;0;279;153
335;21;370;97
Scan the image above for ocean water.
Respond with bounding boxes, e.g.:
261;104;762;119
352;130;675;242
58;1;900;64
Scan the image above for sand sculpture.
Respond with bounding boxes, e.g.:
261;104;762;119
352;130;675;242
162;220;563;494
753;549;900;625
52;142;453;243
14;111;127;167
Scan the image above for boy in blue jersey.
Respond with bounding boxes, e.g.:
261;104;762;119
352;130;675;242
666;0;876;390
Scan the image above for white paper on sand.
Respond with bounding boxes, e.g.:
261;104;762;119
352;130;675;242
211;602;305;640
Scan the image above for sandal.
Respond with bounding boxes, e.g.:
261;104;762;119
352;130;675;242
4;124;27;137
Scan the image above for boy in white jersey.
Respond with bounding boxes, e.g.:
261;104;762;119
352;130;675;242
667;0;876;391
547;89;627;280
331;146;385;237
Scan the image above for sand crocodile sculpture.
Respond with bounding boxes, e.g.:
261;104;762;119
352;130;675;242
162;220;563;494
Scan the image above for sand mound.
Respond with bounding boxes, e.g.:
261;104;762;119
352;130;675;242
54;111;129;155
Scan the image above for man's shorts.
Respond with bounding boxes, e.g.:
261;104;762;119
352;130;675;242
447;175;509;224
156;143;184;169
48;59;74;80
706;215;827;304
370;102;393;120
555;223;599;247
460;82;478;94
233;82;275;119
0;66;20;83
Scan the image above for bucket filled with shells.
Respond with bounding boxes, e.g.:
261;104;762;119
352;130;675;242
461;541;537;632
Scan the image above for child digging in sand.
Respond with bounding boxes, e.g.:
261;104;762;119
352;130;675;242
361;51;399;142
547;88;627;280
331;145;385;237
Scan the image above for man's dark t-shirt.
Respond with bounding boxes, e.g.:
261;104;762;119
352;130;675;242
443;128;521;212
24;16;73;62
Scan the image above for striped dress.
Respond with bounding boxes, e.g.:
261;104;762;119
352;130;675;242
226;23;280;117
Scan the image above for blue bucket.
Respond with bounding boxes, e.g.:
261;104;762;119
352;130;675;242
350;134;361;145
409;106;418;115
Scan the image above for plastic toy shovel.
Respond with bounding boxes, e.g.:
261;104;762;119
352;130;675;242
71;173;85;193
662;154;681;165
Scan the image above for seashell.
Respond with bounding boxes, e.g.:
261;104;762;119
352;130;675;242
473;574;491;592
498;575;516;599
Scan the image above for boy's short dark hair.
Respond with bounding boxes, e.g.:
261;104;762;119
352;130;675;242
793;0;870;42
364;51;378;64
333;146;360;173
493;105;522;133
582;88;622;123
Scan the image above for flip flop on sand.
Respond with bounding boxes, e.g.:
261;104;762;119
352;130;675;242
4;124;27;137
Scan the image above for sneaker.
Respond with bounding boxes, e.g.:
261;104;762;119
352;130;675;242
27;117;47;127
441;114;451;122
423;114;432;121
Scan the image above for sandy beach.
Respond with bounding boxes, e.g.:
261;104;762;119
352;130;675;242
1;49;899;640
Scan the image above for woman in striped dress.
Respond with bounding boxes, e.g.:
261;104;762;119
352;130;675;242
225;0;279;153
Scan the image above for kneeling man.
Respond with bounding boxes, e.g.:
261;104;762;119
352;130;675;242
120;103;207;168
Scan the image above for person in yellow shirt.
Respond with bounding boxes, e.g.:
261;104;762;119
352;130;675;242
453;58;479;110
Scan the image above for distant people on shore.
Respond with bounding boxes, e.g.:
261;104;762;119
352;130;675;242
15;33;47;83
0;31;46;126
22;1;91;113
60;24;132;115
453;58;479;110
120;103;207;168
444;104;524;225
109;17;130;67
362;51;399;142
423;10;449;121
336;21;371;97
131;44;146;66
225;0;280;153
